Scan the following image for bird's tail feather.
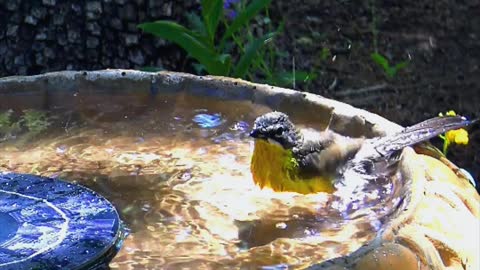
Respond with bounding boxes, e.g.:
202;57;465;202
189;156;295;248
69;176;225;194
374;116;472;156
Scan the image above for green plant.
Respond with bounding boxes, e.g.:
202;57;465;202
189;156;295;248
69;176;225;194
0;109;51;141
138;0;314;88
318;47;331;62
0;110;21;136
370;52;409;78
21;109;51;134
368;0;408;79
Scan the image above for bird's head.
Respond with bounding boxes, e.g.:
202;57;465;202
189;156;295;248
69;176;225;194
250;112;300;149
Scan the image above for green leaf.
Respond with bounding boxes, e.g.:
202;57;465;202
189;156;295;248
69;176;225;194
185;12;208;39
233;32;275;78
394;61;409;71
0;110;12;128
192;63;207;74
294;71;317;82
217;54;232;74
138;21;227;75
370;52;391;72
201;0;223;43
217;53;231;64
386;68;396;78
385;60;409;78
318;47;331;61
267;71;316;87
220;0;272;48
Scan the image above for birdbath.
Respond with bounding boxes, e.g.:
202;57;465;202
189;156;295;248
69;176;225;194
0;70;478;270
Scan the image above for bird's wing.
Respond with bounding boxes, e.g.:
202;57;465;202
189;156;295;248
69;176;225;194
294;129;364;178
373;116;471;157
348;116;472;177
293;116;471;180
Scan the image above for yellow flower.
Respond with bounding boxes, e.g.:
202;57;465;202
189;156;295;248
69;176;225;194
446;110;456;116
438;110;470;155
446;128;469;145
438;110;457;117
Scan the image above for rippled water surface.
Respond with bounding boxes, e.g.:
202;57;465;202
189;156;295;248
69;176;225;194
0;94;402;269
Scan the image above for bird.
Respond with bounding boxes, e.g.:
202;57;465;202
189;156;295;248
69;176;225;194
249;111;472;195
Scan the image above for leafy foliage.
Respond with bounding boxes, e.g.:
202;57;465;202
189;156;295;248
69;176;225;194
0;110;21;136
370;52;409;78
138;0;314;88
0;109;51;140
22;110;51;134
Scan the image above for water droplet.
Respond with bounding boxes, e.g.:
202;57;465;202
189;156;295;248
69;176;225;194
460;168;476;187
370;220;382;231
262;263;289;270
175;227;192;241
304;228;315;236
196;147;207;155
141;204;151;212
56;145;68;154
230;121;249;132
180;172;191;181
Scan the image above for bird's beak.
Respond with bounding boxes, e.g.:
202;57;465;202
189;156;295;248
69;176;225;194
249;129;260;138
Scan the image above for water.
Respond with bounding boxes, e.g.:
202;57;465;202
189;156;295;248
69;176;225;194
0;94;403;269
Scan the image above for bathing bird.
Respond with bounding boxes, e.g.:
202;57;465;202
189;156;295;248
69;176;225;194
249;111;472;194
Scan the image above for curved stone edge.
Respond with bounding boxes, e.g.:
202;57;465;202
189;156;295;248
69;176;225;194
0;69;403;138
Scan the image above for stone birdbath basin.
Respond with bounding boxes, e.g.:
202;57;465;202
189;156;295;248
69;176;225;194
0;70;478;269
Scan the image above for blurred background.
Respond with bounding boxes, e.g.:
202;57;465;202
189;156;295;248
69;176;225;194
0;0;478;186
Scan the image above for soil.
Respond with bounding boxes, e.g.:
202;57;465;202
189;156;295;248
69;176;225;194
269;0;479;190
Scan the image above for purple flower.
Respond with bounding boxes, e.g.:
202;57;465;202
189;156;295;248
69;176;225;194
226;9;237;20
224;0;239;20
224;0;240;9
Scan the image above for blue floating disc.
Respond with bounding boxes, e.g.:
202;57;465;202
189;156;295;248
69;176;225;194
0;172;125;270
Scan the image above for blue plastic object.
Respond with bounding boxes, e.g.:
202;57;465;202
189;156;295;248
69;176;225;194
0;172;124;270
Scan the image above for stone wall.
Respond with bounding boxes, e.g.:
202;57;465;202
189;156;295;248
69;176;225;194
0;0;199;76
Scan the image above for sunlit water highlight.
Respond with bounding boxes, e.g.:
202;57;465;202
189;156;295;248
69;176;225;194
0;95;403;269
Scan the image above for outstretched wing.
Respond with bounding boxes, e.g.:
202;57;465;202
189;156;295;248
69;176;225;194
373;116;471;157
350;115;472;177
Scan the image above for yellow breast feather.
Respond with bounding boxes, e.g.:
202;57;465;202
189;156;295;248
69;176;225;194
250;139;335;194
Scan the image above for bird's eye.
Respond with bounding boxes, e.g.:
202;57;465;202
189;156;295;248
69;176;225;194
275;127;284;135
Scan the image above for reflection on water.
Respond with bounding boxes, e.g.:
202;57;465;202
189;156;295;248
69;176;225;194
0;94;402;269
